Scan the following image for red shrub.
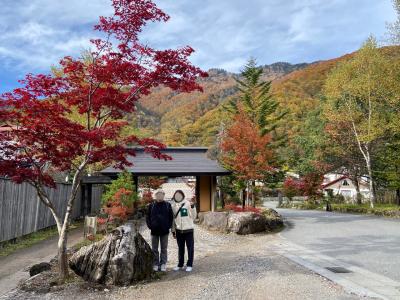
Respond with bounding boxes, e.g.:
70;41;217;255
301;172;324;199
103;188;134;224
97;217;108;225
283;177;302;200
224;204;261;214
141;190;153;205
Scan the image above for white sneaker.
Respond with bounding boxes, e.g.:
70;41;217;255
153;265;159;272
173;266;182;271
160;264;166;272
185;266;193;272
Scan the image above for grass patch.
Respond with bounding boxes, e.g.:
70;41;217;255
330;203;400;217
279;201;400;218
72;233;105;251
279;201;321;210
0;222;82;257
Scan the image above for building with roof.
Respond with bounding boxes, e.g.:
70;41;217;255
322;173;370;201
83;147;230;213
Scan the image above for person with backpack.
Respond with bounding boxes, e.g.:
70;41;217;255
146;189;174;272
171;190;197;272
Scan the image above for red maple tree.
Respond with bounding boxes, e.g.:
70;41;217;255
299;172;324;200
282;177;302;201
0;0;206;279
221;111;274;207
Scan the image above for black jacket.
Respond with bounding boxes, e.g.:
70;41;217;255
146;201;174;236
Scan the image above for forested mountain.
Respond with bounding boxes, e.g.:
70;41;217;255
133;46;400;149
134;62;310;144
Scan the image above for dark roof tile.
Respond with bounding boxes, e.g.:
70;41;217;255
100;147;230;176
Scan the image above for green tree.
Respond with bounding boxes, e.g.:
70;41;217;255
102;171;138;206
374;136;400;205
225;59;287;191
324;37;396;208
289;101;327;175
227;59;286;138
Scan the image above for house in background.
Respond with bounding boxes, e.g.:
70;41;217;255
322;173;370;202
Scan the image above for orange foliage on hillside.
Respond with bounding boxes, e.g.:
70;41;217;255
133;46;400;148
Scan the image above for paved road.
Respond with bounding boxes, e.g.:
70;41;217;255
0;228;83;297
264;202;400;299
270;203;400;281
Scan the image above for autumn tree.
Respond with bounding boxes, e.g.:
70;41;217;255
323;37;397;208
224;59;286;195
0;0;205;280
221;110;274;207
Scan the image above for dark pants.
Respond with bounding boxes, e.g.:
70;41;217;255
176;230;194;267
151;234;169;266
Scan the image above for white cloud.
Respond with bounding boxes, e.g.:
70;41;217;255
0;0;396;79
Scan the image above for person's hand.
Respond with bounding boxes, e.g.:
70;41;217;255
172;232;176;239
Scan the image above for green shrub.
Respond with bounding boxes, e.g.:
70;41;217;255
102;171;138;206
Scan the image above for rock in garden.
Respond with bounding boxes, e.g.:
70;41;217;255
262;208;284;231
227;212;267;234
29;262;52;277
201;211;229;231
69;223;154;286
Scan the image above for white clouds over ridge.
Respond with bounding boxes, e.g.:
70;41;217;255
0;0;395;87
144;0;395;71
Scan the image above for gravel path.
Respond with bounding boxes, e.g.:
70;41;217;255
2;225;368;300
114;226;363;300
139;223;240;270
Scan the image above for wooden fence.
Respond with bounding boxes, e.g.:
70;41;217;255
0;178;103;243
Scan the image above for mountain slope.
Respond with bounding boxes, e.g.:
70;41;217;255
134;46;400;148
135;62;310;144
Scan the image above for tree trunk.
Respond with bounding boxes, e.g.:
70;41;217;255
242;189;246;209
58;228;69;280
366;160;375;209
278;191;283;207
396;188;400;206
354;177;362;205
58;204;73;280
252;180;256;208
246;181;250;207
220;190;225;209
57;166;84;280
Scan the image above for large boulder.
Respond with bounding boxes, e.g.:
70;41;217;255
201;211;229;231
69;224;153;286
199;209;284;234
29;262;51;277
227;212;267;235
262;208;284;231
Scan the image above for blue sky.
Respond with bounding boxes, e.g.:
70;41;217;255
0;0;396;93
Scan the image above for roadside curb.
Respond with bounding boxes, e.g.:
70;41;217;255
272;230;400;300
